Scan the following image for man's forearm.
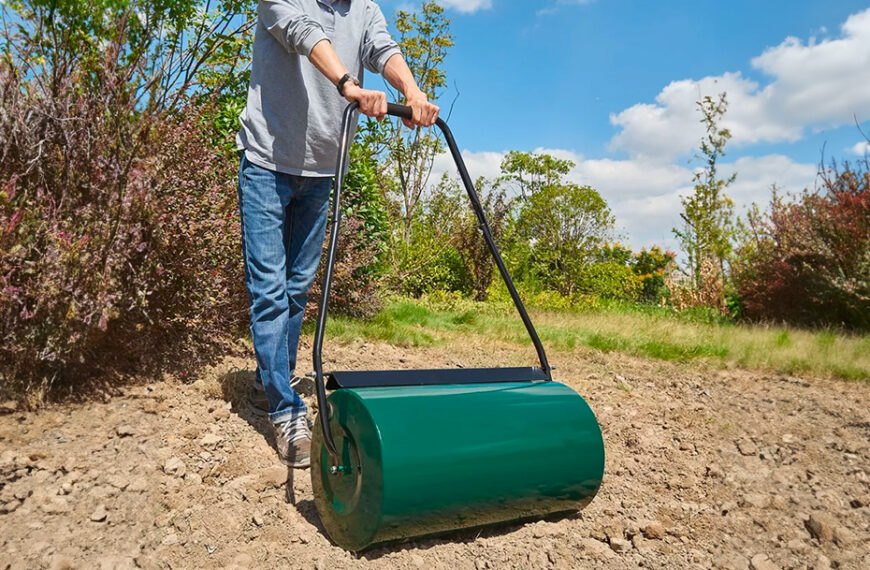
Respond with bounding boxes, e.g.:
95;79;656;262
307;41;436;126
308;39;388;119
308;39;351;86
382;54;425;101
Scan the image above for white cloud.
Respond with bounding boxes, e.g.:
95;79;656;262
851;141;870;156
432;149;504;183
720;155;817;208
610;8;870;161
591;154;815;249
438;0;492;14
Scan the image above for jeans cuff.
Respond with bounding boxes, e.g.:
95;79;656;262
270;405;307;425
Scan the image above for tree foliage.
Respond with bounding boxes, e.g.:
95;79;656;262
509;152;615;296
673;92;736;310
386;174;471;297
499;151;574;199
2;0;254;115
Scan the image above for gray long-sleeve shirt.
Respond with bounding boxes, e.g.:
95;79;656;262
236;0;400;176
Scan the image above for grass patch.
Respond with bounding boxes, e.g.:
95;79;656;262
585;333;626;353
313;297;870;382
637;340;729;361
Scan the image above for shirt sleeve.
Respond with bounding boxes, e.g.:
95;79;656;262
258;0;330;56
361;1;401;74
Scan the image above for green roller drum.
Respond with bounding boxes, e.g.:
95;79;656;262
311;380;605;551
312;102;605;551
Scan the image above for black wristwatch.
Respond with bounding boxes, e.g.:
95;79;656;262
337;73;360;96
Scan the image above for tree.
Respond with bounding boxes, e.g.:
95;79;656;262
673;92;736;310
370;1;454;243
499;151;574;199
514;182;615;296
2;0;254;115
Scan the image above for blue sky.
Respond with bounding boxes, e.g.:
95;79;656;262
375;0;870;250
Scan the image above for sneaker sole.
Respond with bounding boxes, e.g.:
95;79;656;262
280;457;311;469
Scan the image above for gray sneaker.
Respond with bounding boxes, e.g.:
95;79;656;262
273;413;311;469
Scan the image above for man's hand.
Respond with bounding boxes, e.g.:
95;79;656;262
343;84;388;120
405;90;439;128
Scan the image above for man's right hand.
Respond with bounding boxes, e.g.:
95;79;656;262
343;84;387;121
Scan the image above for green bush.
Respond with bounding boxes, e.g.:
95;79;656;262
396;245;471;297
631;246;677;303
575;262;644;301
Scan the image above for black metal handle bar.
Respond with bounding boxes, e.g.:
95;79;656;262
313;101;552;465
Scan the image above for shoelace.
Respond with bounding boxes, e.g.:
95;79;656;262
277;414;310;444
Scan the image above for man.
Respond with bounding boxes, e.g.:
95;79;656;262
236;0;438;468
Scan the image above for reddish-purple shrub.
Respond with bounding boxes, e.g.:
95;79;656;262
733;161;870;329
0;63;246;404
307;216;383;320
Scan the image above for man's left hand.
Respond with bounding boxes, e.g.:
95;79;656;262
405;92;439;128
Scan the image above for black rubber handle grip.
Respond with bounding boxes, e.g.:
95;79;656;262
386;103;413;120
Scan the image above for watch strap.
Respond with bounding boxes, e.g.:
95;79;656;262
337;73;359;96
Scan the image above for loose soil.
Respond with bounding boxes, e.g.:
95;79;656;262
1;339;869;569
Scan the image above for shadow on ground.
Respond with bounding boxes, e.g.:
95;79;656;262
218;367;275;448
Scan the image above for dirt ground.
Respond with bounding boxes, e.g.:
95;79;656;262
1;338;869;570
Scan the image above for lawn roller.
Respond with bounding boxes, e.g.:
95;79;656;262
311;102;605;551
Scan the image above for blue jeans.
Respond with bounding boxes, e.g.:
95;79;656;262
237;154;332;424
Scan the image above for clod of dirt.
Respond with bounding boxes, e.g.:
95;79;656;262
90;504;107;522
162;456;186;478
741;492;771;509
212;407;231;421
257;465;286;490
41;497;71;514
200;433;223;448
833;525;857;547
787;538;809;552
609;537;632;553
805;512;836;542
46;555;76;570
749;553;778;570
713;553;750;569
641;520;666;539
736;439;759;456
105;474;130;490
